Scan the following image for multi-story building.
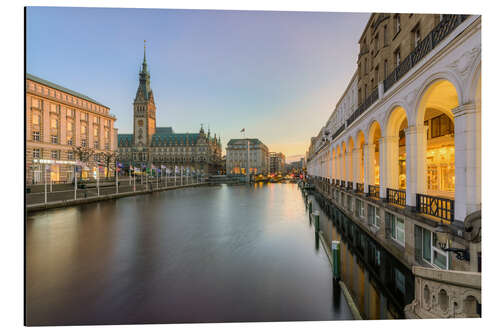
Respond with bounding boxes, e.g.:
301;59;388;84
117;45;223;175
26;73;117;184
226;138;269;175
307;14;481;317
269;152;285;175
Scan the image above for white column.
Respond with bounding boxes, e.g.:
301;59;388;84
346;150;353;183
379;138;387;199
352;148;360;187
364;143;375;193
405;125;428;207
453;103;481;222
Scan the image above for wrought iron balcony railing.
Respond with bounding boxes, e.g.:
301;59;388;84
368;185;380;198
387;188;406;206
340;180;346;188
347;181;353;190
346;88;379;127
356;183;364;193
383;15;469;92
416;193;455;222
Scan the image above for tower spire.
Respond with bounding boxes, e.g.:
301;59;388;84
143;40;147;65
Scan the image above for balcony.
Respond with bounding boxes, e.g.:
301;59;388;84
383;15;469;92
416;193;454;222
387;188;406;207
368;185;380;198
356;183;364;193
346;88;379;127
340;180;345;188
346;181;353;190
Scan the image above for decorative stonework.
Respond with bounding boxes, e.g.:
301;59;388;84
447;47;480;79
404;266;481;318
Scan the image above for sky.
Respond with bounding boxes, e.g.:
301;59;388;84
26;7;370;162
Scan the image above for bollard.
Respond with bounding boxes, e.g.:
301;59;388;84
331;240;341;281
313;210;320;231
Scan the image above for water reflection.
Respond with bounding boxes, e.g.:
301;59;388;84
27;184;353;326
307;190;414;319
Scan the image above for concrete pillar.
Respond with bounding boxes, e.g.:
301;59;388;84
364;143;375;193
405;125;428;208
453;103;481;222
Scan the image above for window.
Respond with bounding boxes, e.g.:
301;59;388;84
51;150;59;159
347;195;353;212
51;118;58;129
394;14;401;35
430;114;454;138
368;205;380;228
375;66;379;85
81;124;87;135
33;131;40;141
81;139;87;147
432;233;449;269
94;141;99;149
374;34;379;52
32;113;40;125
412;24;421;49
94;127;99;136
394;268;405;294
33;148;40;159
394;48;401;67
387;212;405;246
68;151;74;160
94;116;99;124
51;135;58;144
67;108;75;117
384;59;388;79
383;25;388;46
356;199;365;218
67;138;73;145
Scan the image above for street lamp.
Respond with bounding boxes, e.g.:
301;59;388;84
434;221;470;261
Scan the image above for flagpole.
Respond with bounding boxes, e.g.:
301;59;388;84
115;163;118;194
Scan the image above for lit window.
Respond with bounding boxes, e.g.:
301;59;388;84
51;150;59;159
33;132;40;141
33;149;40;159
68;151;74;160
51;135;58;144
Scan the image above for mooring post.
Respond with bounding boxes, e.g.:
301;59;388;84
332;240;341;281
313;210;320;231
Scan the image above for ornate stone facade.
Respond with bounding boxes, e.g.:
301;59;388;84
117;45;223;175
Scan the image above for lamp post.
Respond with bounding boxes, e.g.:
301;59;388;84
435;221;470;261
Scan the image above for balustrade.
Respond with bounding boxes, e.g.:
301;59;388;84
387;188;406;206
416;193;454;222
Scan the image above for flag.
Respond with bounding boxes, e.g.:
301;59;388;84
240;128;245;133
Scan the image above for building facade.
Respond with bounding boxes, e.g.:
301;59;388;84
269;152;285;175
307;14;481;276
26;74;117;184
226;138;269;175
117;45;223;175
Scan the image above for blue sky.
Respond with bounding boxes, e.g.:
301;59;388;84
26;7;369;161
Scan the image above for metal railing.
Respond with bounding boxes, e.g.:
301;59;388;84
356;183;364;193
368;185;380;198
383;15;469;92
416;193;455;222
331;124;345;141
346;88;379;127
340;180;346;188
387;188;406;206
347;181;353;190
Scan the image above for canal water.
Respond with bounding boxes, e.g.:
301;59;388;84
307;190;415;319
26;183;353;326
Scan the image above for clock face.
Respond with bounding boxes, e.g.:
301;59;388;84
138;120;144;126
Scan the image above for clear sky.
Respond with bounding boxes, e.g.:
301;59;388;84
26;7;370;162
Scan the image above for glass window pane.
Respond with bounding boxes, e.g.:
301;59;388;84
423;229;431;261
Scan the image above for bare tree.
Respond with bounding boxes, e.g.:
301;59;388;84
98;151;118;178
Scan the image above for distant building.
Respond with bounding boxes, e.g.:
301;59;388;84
269;152;285;175
26;73;117;184
117;44;223;175
226;138;269;175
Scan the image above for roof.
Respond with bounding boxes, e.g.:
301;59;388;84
117;131;202;147
227;138;265;146
26;73;109;108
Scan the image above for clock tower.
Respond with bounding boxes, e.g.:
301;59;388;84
133;41;156;148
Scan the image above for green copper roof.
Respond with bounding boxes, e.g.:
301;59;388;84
26;73;109;108
227;138;264;146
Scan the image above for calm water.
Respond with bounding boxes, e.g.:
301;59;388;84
308;191;415;319
26;183;353;326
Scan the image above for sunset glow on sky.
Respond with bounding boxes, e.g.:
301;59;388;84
27;7;370;161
